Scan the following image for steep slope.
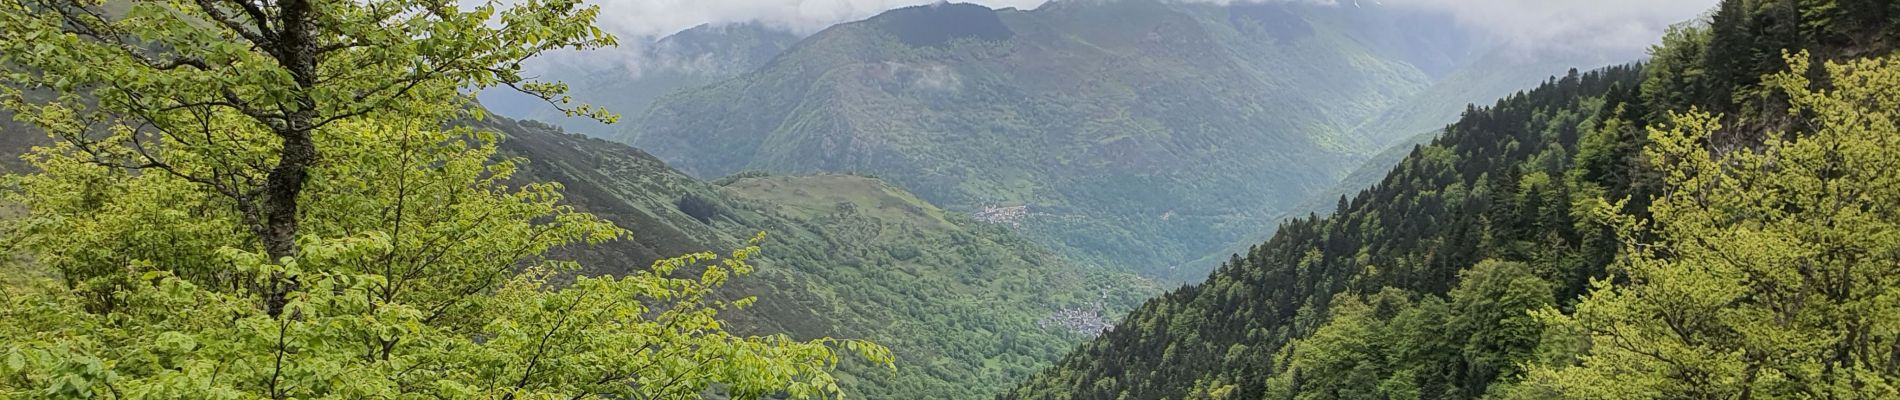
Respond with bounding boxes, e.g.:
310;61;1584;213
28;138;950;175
485;118;1161;399
627;0;1484;280
477;23;800;137
1004;1;1900;399
1006;65;1648;400
1010;66;1649;400
1181;56;1637;274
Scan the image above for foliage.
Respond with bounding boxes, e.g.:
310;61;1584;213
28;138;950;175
0;119;888;398
0;0;887;397
0;0;619;263
1518;51;1900;399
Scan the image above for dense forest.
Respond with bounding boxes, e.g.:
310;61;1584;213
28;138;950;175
0;0;898;395
1005;0;1900;399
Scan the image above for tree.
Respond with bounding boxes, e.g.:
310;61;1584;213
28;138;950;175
1444;260;1552;396
0;0;889;397
1263;289;1411;400
1521;51;1900;398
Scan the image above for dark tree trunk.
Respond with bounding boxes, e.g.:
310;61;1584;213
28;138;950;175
260;0;318;319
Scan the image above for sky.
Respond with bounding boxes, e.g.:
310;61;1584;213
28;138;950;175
1378;0;1718;55
503;0;1719;84
583;0;1042;38
577;0;1718;54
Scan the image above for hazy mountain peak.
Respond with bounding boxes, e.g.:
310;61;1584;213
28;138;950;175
869;2;1014;47
477;21;800;137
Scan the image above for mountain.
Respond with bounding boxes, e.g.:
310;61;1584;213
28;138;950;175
1347;48;1629;147
1175;127;1440;272
476;22;801;137
623;0;1504;280
483;118;1161;398
1003;1;1900;398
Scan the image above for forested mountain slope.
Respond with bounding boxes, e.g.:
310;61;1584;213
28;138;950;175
486;118;1163;398
1005;1;1900;398
624;0;1497;280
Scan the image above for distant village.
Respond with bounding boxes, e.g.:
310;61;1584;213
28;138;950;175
1038;306;1112;337
1039;290;1114;337
973;204;1028;224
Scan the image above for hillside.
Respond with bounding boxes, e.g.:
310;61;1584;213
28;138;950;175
1004;1;1900;398
477;23;801;137
483;118;1161;398
625;0;1500;280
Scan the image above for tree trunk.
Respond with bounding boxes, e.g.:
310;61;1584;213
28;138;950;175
261;0;318;319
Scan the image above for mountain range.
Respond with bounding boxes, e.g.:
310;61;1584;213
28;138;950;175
497;0;1634;280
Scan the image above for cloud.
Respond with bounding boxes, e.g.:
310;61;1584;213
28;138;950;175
513;0;1713;81
584;0;1047;39
566;0;1712;55
1175;0;1714;57
511;1;1043;79
883;61;964;92
1377;0;1717;56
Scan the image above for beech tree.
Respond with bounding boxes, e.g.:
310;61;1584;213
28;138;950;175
0;0;888;397
1521;51;1900;398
